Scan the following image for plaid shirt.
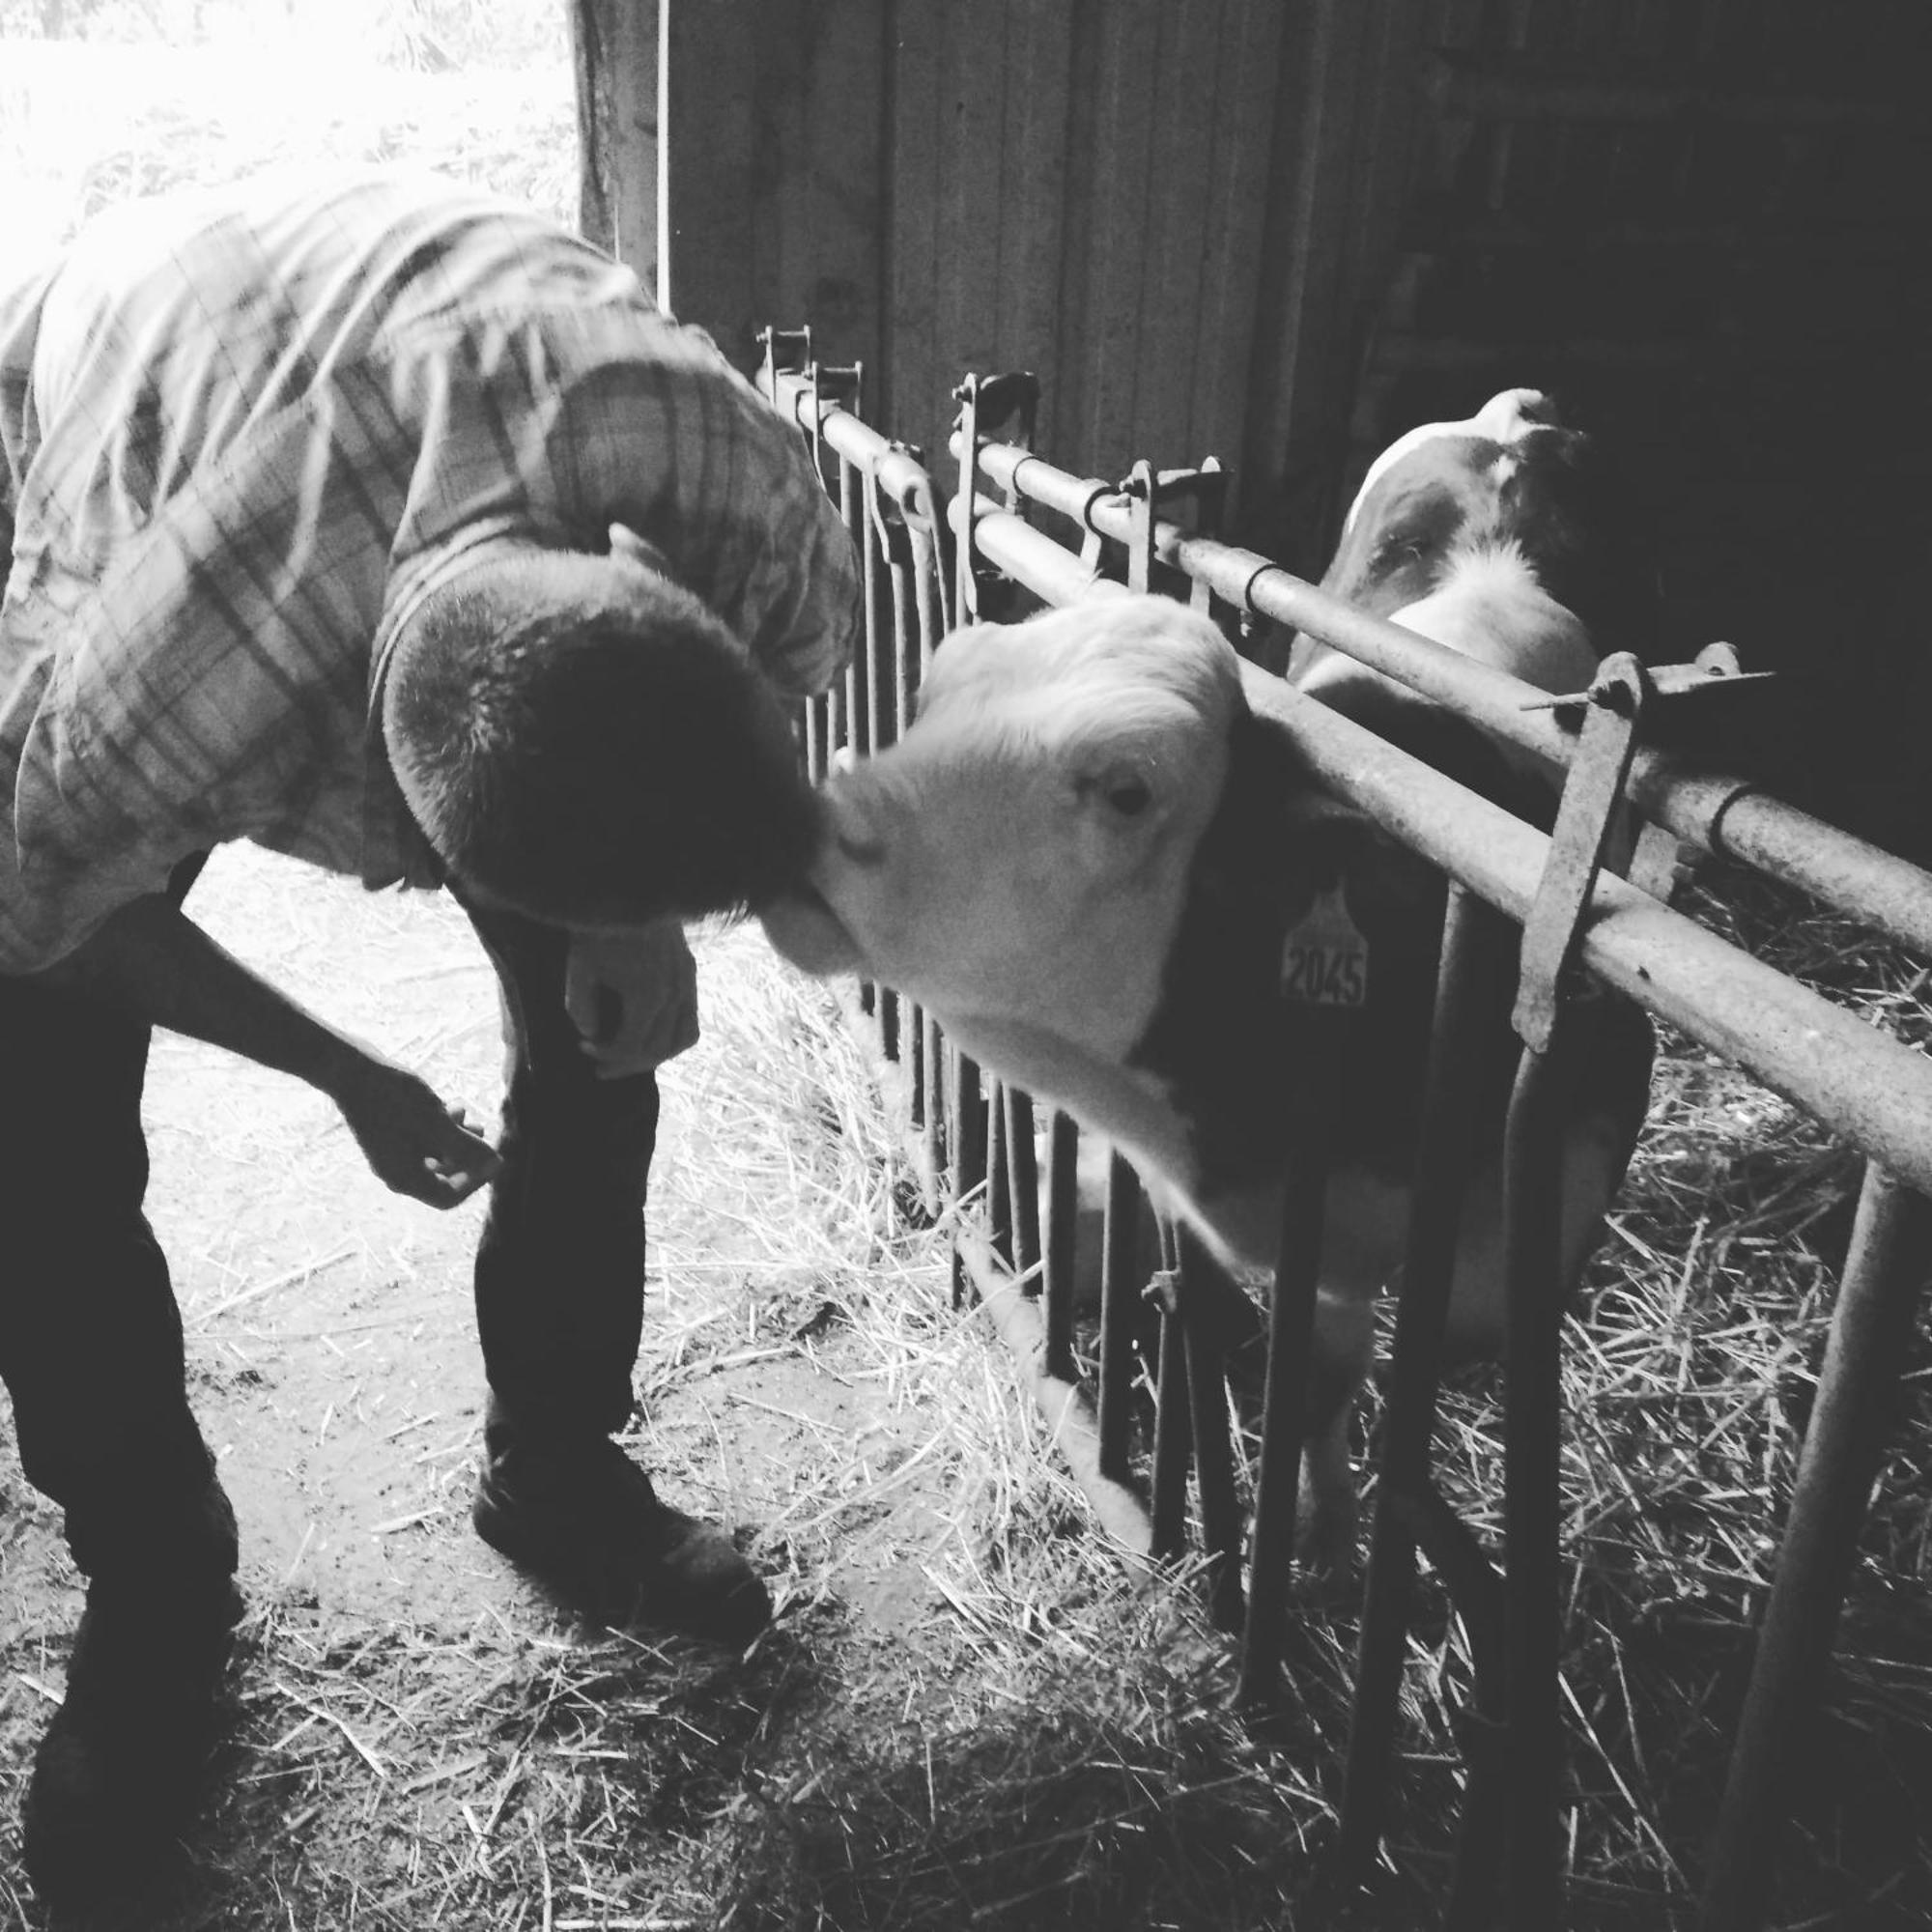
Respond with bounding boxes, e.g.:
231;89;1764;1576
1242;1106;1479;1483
0;169;858;973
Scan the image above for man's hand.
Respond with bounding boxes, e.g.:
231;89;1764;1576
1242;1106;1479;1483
564;920;700;1077
330;1050;502;1208
37;894;501;1208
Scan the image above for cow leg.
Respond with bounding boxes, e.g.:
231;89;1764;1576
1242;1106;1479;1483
1444;1102;1643;1358
1298;1285;1378;1577
1295;1170;1407;1577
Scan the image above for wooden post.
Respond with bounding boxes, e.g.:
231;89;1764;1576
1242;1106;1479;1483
569;0;663;286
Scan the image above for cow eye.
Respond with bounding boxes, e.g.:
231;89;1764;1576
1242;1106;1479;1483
1103;777;1152;817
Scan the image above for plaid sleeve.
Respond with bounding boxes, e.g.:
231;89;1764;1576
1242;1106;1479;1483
1;390;400;970
533;311;861;699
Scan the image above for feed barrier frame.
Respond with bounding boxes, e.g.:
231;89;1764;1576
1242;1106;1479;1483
758;333;1932;1932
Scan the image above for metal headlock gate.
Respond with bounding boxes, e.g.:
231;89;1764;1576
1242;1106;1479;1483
755;335;1932;1932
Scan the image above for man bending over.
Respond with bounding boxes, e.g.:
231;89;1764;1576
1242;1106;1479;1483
0;168;858;1902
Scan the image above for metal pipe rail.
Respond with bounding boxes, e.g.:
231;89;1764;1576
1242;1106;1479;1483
950;486;1932;1242
952;434;1932;965
759;344;1932;1928
952;476;1932;1932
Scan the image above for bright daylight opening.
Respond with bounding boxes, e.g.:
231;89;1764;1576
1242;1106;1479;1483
0;0;576;261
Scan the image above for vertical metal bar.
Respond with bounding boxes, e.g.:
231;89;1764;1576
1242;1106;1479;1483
950;1048;986;1313
1043;1110;1080;1382
908;512;949;660
1238;1009;1348;1711
1337;885;1509;1861
855;463;899;1060
1004;1086;1043;1293
835;425;865;742
907;514;947;1179
1180;1227;1250;1635
1698;1164;1932;1932
986;1077;1012;1268
923;1009;946;1182
1151;1221;1192;1561
952;376;983;626
1124;458;1157;594
1097;1150;1143;1483
1501;1029;1574;1932
802;694;825;784
835;447;875;1031
875;502;912;1087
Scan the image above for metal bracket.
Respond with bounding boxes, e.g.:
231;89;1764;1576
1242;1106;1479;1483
1530;639;1773;754
1513;653;1652;1053
1119;459;1229;615
1624;641;1747;903
952;370;1040;624
755;325;813;408
800;359;862;482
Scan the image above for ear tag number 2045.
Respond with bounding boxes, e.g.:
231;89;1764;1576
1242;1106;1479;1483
1280;886;1369;1009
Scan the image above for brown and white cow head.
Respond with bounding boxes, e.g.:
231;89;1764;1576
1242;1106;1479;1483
1292;387;1659;806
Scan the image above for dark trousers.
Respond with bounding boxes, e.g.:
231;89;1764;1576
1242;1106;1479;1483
456;897;661;1454
0;866;658;1582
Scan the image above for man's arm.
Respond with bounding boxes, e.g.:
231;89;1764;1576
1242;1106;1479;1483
32;895;500;1208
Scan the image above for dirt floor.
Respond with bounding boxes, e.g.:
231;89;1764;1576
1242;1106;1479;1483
0;841;1306;1932
0;846;1095;1928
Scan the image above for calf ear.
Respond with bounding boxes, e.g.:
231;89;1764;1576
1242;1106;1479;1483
1229;669;1417;905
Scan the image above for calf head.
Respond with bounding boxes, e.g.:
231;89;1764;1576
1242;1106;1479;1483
1292;387;1659;810
761;595;1425;1266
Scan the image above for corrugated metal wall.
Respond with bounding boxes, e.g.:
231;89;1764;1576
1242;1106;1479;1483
573;0;1421;568
573;0;1930;832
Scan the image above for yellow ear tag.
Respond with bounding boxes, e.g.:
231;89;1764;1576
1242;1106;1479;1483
1280;884;1369;1009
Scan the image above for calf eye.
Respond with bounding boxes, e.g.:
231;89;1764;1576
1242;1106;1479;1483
837;832;886;866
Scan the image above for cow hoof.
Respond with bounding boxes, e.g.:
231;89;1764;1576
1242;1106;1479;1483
474;1437;773;1645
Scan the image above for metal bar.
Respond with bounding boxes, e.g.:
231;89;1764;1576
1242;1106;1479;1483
905;514;947;1179
952;500;1932;1201
1236;677;1932;1205
1151;1222;1192;1563
1097;1150;1142;1484
1004;1085;1043;1293
1338;885;1511;1863
1236;1013;1342;1712
1501;1036;1574;1932
1698;1165;1932;1932
1043;1110;1080;1383
921;1009;945;1184
952;1225;1155;1567
950;1047;986;1314
856;461;900;1064
772;374;938;525
986;1078;1012;1268
1179;1227;1249;1636
1513;657;1648;1052
953;441;1932;965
